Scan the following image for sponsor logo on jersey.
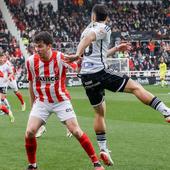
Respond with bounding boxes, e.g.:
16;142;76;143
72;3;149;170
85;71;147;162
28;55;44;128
83;62;94;68
36;76;59;82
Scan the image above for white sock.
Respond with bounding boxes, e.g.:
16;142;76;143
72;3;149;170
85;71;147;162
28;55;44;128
157;102;170;116
96;133;107;151
29;163;37;168
149;97;170;116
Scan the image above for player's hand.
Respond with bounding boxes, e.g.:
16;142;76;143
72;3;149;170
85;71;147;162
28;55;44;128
64;54;80;63
117;43;132;52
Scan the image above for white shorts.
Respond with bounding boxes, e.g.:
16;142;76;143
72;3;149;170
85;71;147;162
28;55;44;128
8;80;18;92
29;100;76;123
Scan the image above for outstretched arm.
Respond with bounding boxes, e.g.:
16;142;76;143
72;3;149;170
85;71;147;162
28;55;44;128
107;42;132;57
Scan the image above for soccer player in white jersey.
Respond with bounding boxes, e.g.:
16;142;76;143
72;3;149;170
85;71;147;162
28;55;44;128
25;31;104;170
66;4;170;166
4;55;26;111
0;52;15;122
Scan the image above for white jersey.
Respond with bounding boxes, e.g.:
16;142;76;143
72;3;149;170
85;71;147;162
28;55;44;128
0;62;13;87
80;22;111;74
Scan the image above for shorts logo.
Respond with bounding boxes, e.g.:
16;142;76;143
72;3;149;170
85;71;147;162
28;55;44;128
66;108;72;112
84;80;93;85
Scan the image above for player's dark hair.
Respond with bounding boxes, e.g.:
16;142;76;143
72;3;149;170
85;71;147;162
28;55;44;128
92;4;108;22
34;31;53;45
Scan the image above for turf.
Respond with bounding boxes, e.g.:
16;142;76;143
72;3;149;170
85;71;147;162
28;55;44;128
0;85;170;170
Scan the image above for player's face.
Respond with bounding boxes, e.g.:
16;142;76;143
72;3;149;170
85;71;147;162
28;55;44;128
34;42;51;58
160;58;164;63
0;55;5;65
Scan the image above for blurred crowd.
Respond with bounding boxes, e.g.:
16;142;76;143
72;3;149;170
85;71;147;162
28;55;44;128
0;0;170;81
5;0;170;43
0;10;25;81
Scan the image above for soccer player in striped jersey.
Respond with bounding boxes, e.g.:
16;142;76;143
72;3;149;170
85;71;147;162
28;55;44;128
0;52;14;122
25;31;104;170
66;4;170;167
4;56;26;111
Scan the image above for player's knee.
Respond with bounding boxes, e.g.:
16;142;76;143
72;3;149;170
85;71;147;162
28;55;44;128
94;106;105;116
129;82;142;94
70;127;82;138
25;128;36;138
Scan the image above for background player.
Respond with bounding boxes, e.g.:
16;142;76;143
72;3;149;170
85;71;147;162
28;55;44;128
4;54;26;111
0;52;15;122
159;56;167;87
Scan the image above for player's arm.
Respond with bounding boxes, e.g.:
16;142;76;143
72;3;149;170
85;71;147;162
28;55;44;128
107;42;132;57
61;54;82;72
65;32;96;62
28;81;35;107
76;31;96;57
26;59;34;106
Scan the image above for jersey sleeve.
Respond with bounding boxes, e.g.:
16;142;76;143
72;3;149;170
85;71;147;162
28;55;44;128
26;59;33;81
92;25;109;40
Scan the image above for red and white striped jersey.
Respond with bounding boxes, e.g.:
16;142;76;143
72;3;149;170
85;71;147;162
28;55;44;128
6;60;15;80
26;51;78;103
0;62;13;87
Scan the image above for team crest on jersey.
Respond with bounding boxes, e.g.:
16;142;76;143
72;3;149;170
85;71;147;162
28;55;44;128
36;76;58;82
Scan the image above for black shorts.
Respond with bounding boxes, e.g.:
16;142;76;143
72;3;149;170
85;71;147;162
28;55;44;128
0;87;7;94
80;69;129;106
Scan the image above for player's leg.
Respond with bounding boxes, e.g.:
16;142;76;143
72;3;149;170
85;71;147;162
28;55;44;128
1;96;11;110
93;102;113;166
81;71;114;166
162;75;167;86
65;118;104;170
14;90;26;111
25;116;43;170
25;101;49;170
0;89;14;122
124;78;170;122
9;79;26;111
160;75;164;87
56;100;104;170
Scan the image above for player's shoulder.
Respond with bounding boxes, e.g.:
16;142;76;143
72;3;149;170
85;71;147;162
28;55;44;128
26;54;35;65
95;22;111;32
54;50;64;59
27;54;34;60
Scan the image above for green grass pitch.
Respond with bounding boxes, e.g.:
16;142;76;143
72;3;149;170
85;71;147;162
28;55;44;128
0;85;170;170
